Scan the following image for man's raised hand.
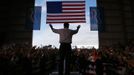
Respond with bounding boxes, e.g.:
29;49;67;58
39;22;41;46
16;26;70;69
77;25;81;29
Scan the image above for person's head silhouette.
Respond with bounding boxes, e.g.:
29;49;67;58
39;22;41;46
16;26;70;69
64;22;69;28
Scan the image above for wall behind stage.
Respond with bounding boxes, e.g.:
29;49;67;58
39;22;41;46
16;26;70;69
97;0;134;46
0;0;34;46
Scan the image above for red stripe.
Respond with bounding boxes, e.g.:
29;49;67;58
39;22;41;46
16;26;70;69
62;11;85;13
46;21;86;24
47;12;85;16
47;18;85;20
63;4;85;6
48;12;85;14
62;1;85;3
63;8;85;10
47;15;85;17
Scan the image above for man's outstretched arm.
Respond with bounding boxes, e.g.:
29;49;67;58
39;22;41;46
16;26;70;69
72;25;81;34
75;25;81;33
49;24;59;33
49;24;54;30
77;25;81;31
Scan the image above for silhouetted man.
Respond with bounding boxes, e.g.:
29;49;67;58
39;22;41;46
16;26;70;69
49;23;80;75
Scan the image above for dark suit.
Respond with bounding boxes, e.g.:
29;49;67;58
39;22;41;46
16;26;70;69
59;43;72;75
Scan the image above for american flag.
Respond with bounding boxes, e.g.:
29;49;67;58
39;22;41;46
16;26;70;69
46;0;86;24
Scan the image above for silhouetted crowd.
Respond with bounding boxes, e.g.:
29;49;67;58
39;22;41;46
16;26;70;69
0;41;133;75
0;43;58;75
72;41;134;75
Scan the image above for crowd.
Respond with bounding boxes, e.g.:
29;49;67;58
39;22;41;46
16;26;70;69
0;41;133;75
0;43;58;75
72;41;134;75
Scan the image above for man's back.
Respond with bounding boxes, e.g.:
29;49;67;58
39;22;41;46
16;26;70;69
50;23;80;43
53;28;78;43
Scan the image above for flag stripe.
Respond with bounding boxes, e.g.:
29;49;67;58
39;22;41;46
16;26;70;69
47;14;85;17
62;10;85;12
47;18;85;20
62;3;85;6
47;19;85;22
62;0;85;1
47;15;85;17
47;13;85;15
63;8;85;10
62;1;85;3
47;20;85;23
62;3;85;5
46;0;85;23
62;6;85;8
47;16;85;18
